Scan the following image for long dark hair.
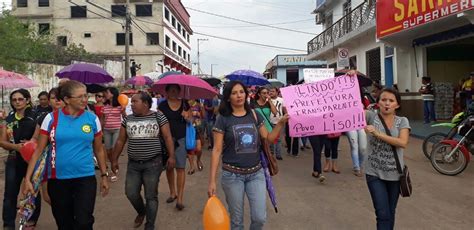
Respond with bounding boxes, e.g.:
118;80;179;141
107;87;120;107
9;88;32;111
218;81;252;117
254;86;268;101
377;87;402;110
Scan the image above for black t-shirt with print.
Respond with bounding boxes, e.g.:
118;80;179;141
213;111;264;168
5;108;37;160
158;100;189;140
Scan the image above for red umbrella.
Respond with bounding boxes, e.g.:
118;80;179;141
152;75;217;99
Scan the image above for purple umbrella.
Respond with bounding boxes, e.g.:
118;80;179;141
226;70;270;86
125;75;154;86
152;74;217;99
260;151;278;213
56;63;114;84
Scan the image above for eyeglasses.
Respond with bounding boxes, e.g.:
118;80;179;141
68;95;88;100
12;98;26;102
95;95;104;98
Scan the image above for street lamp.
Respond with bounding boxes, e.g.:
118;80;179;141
210;64;218;76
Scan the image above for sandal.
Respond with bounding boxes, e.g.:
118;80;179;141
176;203;185;211
166;196;177;203
353;170;363;177
197;162;204;171
187;169;195;175
332;169;341;174
133;214;145;228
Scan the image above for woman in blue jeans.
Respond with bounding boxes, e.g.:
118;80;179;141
208;81;288;230
364;88;410;230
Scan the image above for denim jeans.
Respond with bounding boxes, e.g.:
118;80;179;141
309;135;324;173
221;168;266;230
300;137;309;147
423;100;436;123
3;155;41;229
125;157;163;230
366;174;401;230
346;130;367;171
48;176;96;230
270;139;282;158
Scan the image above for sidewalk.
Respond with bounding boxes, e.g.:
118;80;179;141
410;120;451;139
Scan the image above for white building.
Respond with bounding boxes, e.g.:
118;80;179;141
11;0;193;81
307;0;474;120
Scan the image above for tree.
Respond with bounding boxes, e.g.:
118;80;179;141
0;9;97;73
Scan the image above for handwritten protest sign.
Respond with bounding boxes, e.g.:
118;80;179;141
303;68;334;83
280;75;366;137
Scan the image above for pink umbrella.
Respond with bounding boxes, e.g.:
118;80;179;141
152;74;217;99
125;75;154;86
0;69;39;89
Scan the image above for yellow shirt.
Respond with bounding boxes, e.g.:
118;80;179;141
462;79;473;91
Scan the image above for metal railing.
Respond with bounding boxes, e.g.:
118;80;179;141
307;0;376;54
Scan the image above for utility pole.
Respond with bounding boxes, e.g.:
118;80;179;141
124;0;131;80
211;64;218;76
197;38;208;74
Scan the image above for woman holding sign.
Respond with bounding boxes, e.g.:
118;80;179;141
208;81;288;230
364;88;410;230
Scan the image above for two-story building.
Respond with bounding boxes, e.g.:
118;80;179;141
307;0;474;120
264;54;327;85
11;0;192;81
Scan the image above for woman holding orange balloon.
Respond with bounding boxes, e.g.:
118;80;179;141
208;81;288;230
0;89;42;229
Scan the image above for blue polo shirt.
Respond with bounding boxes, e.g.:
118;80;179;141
40;108;102;179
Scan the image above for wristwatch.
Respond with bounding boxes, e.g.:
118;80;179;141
101;172;109;177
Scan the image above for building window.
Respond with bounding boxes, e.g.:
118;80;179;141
165;36;170;48
183;50;187;59
164;8;170;21
182;30;186;38
84;33;92;38
111;5;126;17
187;34;190;43
146;33;159;45
116;33;133;46
17;0;27;7
178;46;182;56
38;0;49;7
38;23;50;35
57;36;67;47
187;54;190;61
136;5;152;17
171;16;176;28
172;41;176;52
71;6;87;18
177;24;181;33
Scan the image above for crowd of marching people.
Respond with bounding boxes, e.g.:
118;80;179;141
0;72;410;230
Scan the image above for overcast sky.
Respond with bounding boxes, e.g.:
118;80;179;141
1;0;322;77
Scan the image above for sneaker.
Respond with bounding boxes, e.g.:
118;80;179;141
318;175;326;184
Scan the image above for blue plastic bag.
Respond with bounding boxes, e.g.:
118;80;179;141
186;122;196;150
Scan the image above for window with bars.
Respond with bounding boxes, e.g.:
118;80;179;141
57;36;67;47
38;23;50;35
366;47;381;81
116;33;133;45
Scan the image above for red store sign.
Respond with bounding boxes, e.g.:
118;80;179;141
376;0;474;39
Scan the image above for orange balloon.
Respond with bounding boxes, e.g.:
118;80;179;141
118;94;129;107
203;196;230;230
20;140;37;162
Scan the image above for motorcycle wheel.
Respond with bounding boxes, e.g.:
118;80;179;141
430;143;468;176
422;132;448;160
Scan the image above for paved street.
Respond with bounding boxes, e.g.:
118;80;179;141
1;136;473;230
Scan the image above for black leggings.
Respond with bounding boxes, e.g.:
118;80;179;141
285;123;299;156
324;137;340;159
309;135;324;173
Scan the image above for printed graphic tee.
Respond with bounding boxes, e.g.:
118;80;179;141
365;110;411;181
40;109;102;179
122;112;168;161
213;111;264;168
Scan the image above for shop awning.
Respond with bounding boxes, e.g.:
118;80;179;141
412;24;474;47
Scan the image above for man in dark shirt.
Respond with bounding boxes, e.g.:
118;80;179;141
130;62;141;77
34;91;53;119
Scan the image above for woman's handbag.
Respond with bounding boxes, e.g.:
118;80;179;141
377;114;412;197
251;110;279;176
185;122;196;150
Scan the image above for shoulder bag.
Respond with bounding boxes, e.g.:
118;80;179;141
377;114;412;197
251;110;279;176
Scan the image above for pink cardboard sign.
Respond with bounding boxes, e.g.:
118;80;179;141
281;75;366;137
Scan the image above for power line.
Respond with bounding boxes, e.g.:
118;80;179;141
68;0;123;26
193;18;314;28
194;32;306;52
132;18;306;52
186;7;315;36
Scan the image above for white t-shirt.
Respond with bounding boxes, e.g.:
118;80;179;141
269;97;284;125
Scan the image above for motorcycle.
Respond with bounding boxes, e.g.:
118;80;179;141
422;112;466;159
430;115;474;176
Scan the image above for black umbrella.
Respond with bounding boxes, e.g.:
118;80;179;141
334;69;373;87
196;74;222;87
86;84;106;93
